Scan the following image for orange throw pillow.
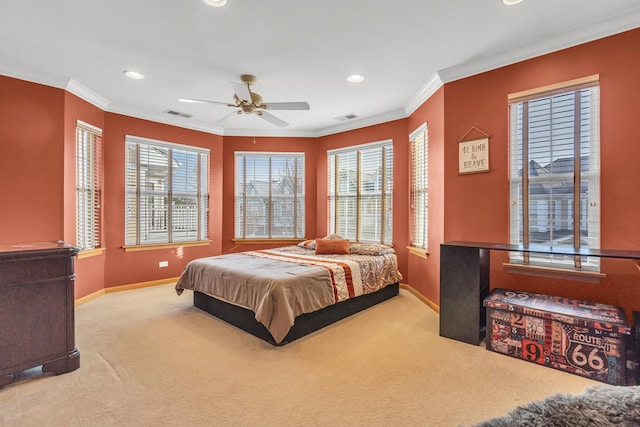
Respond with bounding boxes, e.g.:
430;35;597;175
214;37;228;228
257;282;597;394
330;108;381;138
315;238;350;255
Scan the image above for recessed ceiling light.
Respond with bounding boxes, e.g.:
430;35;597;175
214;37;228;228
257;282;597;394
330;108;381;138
503;0;524;5
347;74;364;83
123;70;145;80
201;0;227;7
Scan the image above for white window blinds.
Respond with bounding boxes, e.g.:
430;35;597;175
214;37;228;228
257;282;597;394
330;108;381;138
328;140;393;244
125;136;209;246
76;122;102;250
234;152;305;239
509;76;600;270
410;124;428;249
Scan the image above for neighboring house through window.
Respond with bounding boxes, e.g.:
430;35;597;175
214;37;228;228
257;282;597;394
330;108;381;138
328;140;393;244
508;75;600;270
410;123;428;250
125;136;209;246
235;152;305;239
76;121;102;250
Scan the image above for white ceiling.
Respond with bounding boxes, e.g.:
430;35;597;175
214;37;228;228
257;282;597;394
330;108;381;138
1;0;639;137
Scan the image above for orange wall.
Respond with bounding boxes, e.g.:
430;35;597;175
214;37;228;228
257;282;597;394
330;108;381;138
406;87;445;304
442;28;640;318
102;113;223;288
0;76;65;242
316;120;410;278
220;135;319;254
63;92;106;297
2;28;639;312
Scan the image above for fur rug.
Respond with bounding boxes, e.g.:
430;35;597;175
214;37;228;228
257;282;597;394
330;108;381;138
472;385;640;427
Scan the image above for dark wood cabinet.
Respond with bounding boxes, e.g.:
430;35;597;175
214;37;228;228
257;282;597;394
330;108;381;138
439;244;490;345
0;241;80;386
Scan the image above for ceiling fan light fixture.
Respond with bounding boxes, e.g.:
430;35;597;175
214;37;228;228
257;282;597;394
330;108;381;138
347;74;365;83
503;0;524;5
123;70;145;80
182;74;308;128
201;0;227;7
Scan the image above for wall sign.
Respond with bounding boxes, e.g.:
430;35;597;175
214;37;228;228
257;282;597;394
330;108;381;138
459;136;489;174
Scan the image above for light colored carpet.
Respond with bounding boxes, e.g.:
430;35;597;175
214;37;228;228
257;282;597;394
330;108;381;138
0;284;597;426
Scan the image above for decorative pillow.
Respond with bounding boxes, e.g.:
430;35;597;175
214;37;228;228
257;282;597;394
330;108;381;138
349;242;395;256
323;233;344;240
297;239;317;250
315;238;350;255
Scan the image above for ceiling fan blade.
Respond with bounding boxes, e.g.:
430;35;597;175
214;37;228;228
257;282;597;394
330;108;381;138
230;82;252;104
259;111;288;127
179;98;230;106
261;102;310;111
215;110;240;124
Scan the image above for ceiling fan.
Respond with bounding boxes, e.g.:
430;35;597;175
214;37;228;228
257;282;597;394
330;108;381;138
179;74;310;127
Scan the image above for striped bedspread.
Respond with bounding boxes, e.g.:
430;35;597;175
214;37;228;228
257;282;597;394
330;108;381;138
244;249;363;303
175;245;402;343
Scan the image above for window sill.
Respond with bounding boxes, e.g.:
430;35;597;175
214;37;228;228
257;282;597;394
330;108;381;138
503;263;606;284
232;238;304;245
407;246;429;260
77;247;106;259
123;240;211;252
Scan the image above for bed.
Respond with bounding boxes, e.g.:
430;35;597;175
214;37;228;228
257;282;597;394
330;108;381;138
175;238;402;345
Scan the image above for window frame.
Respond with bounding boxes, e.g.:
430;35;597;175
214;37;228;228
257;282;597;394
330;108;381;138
508;75;600;272
409;123;428;250
234;151;305;240
125;135;209;247
75;121;102;252
327;140;394;245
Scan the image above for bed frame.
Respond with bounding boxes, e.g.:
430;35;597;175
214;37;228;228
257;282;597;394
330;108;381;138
193;282;400;346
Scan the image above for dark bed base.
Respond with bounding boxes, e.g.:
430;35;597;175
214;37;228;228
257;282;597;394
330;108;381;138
193;282;400;346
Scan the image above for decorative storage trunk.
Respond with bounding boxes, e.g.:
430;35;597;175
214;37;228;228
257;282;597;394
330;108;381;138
484;288;631;386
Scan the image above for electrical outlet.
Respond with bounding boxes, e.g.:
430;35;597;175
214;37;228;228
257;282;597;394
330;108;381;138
159;261;168;268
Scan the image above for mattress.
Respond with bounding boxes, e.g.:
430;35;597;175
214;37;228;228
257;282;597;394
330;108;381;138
175;245;402;343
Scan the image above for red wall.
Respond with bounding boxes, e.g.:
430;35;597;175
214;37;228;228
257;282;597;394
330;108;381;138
220;135;319;254
442;28;640;318
63;92;106;297
1;27;639;313
317;120;410;278
406;87;445;304
102;113;223;288
0;76;65;242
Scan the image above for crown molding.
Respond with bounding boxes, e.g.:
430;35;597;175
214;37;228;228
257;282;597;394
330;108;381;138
0;59;68;89
0;61;111;111
403;73;444;116
222;108;409;138
439;11;640;83
221;127;320;138
106;103;226;136
315;109;407;137
65;79;110;110
3;12;638;138
0;61;384;138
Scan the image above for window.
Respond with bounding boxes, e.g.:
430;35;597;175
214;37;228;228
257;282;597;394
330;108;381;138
125;136;209;246
410;124;428;249
509;76;600;270
76;122;102;250
235;152;305;239
328;140;393;244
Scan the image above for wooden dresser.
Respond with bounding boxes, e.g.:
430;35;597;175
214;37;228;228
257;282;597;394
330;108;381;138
0;241;80;386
